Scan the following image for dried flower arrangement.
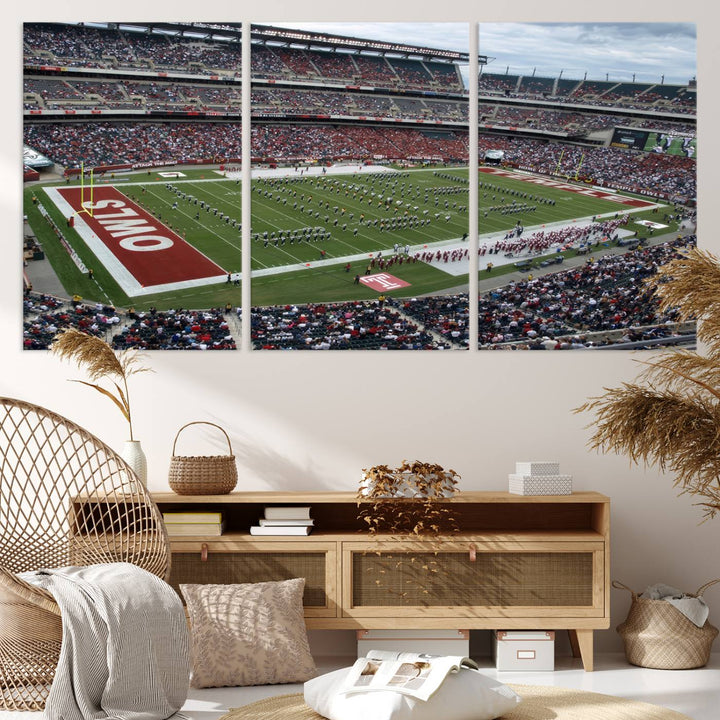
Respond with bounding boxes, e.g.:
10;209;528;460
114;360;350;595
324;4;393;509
358;460;460;535
357;461;460;605
51;328;151;442
577;247;720;521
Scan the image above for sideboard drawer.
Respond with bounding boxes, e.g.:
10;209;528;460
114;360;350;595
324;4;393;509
168;540;338;617
342;540;604;619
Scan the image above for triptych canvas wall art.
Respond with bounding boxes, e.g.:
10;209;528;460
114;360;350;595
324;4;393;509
23;22;696;351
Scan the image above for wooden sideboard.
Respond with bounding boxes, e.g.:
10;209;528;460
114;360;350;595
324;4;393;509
150;490;610;671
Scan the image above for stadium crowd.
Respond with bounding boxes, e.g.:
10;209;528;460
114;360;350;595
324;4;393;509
112;308;236;350
25;23;695;123
477;236;696;348
479;71;695;113
23;293;237;350
251;301;450;350
24;24;463;94
24;23;241;75
28;72;694;137
23;120;694;202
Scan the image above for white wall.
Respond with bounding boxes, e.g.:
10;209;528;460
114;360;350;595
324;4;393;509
5;0;719;655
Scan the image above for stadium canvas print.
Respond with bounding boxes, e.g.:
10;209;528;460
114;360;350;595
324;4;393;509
22;22;695;351
475;22;697;350
23;22;244;350
249;23;470;350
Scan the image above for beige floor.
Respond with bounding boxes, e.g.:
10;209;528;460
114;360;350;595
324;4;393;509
184;653;718;720
1;654;718;720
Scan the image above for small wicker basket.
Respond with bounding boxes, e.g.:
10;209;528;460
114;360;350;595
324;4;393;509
168;421;238;495
614;579;720;669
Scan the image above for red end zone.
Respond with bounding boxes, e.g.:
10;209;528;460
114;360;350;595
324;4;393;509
480;167;656;208
54;186;226;290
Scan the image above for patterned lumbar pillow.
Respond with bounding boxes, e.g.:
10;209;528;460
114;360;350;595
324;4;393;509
180;578;317;688
304;666;521;720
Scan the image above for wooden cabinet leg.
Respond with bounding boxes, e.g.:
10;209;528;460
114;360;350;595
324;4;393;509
568;629;581;658
568;629;594;671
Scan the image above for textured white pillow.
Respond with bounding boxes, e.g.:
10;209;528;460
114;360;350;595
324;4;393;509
304;666;521;720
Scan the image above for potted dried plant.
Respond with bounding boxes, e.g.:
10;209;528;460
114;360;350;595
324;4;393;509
357;461;460;605
578;247;720;520
51;328;152;484
359;460;459;500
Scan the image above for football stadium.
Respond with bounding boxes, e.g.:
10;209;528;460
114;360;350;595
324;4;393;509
23;22;696;350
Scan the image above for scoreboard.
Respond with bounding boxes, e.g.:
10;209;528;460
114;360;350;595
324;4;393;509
610;128;650;150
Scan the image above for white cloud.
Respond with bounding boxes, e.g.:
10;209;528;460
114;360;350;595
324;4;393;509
264;21;696;85
479;22;696;84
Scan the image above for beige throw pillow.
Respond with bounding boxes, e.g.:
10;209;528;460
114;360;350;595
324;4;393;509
180;578;317;688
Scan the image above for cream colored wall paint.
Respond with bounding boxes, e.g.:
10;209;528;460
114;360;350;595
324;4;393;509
6;0;719;655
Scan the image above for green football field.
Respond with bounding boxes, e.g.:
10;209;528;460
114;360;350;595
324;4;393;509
23;165;671;310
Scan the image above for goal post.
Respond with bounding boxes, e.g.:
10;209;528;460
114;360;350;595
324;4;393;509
74;161;95;218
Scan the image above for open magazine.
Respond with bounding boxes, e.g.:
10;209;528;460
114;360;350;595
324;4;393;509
338;649;479;702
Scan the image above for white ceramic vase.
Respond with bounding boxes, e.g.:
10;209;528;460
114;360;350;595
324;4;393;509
121;440;148;486
359;471;456;498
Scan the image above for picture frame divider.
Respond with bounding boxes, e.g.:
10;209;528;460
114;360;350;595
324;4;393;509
241;20;252;352
468;22;480;351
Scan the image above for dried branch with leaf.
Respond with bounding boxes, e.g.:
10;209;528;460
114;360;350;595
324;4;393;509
356;461;461;605
51;329;151;441
577;248;720;520
358;461;460;536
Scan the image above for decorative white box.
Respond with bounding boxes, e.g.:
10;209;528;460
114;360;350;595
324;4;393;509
357;629;469;658
508;474;573;495
493;631;555;672
515;461;561;476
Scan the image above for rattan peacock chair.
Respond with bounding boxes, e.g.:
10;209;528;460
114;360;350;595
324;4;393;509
0;397;171;711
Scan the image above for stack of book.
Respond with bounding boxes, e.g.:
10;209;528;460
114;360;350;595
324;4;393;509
163;511;225;536
250;506;313;535
508;461;573;496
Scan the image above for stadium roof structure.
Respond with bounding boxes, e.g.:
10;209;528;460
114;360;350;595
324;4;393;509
73;21;244;44
70;22;486;65
251;24;486;65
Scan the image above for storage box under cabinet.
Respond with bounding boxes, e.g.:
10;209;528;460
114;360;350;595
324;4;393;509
357;629;469;658
493;631;555;671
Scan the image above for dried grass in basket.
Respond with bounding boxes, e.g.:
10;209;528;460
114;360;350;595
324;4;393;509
614;579;720;669
168;421;238;495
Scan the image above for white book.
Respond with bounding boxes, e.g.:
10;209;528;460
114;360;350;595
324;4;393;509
163;511;222;524
264;506;312;520
250;525;312;536
258;518;314;527
166;522;225;537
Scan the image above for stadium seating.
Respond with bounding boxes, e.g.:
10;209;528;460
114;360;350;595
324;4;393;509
478;236;697;348
250;300;451;350
22;293;238;350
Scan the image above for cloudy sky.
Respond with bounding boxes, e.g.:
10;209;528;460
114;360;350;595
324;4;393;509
265;22;696;85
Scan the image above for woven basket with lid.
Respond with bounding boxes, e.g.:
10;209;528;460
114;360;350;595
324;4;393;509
168;421;238;495
614;579;720;669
